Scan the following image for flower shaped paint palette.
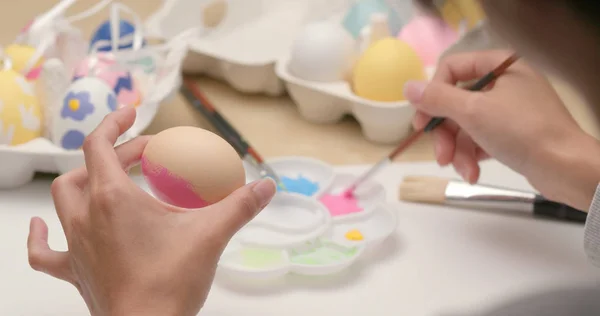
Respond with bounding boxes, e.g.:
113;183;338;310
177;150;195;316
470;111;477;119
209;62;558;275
220;156;396;280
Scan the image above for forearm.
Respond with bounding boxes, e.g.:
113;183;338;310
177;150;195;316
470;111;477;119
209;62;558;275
534;131;600;211
101;292;199;316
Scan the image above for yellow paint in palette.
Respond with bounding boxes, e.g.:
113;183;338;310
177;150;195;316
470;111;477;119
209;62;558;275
0;69;43;146
442;0;485;31
345;229;364;241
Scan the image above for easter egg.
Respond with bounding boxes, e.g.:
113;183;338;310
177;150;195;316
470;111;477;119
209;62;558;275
73;54;142;108
398;15;459;66
288;21;356;82
342;0;404;39
0;69;43;145
4;44;45;80
141;127;245;209
352;38;426;102
52;77;117;150
90;19;146;52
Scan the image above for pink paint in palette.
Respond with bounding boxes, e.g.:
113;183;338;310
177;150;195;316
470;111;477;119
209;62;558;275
141;156;209;209
320;193;363;217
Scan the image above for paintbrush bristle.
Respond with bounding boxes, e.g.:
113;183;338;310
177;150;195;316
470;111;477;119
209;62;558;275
399;176;450;204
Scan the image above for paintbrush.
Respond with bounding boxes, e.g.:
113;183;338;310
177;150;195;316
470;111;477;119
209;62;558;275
399;176;587;223
180;79;286;190
342;54;519;198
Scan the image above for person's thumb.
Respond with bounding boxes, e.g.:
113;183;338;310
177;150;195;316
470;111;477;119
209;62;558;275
404;80;477;120
204;178;277;240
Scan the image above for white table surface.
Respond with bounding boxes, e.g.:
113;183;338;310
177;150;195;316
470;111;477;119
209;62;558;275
1;160;599;316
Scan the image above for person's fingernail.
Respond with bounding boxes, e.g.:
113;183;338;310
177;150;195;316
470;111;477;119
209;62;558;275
404;81;427;103
252;178;276;209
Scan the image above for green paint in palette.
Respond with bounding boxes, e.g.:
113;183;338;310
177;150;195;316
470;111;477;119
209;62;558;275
240;248;286;269
290;242;359;265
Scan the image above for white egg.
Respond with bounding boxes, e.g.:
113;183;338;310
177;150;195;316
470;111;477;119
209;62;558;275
52;77;117;150
287;21;357;82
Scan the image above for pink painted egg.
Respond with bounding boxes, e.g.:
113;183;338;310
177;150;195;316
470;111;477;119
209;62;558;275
141;126;246;209
397;15;459;67
73;54;142;108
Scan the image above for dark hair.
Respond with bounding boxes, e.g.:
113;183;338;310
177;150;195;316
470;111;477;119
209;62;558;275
414;0;600;26
565;2;600;27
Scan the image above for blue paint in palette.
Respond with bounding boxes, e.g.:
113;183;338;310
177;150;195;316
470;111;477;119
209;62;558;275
278;175;320;196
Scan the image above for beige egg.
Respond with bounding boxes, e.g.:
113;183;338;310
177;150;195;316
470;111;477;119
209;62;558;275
141;126;245;209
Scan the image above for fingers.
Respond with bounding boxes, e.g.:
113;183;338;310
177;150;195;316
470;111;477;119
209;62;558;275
405;80;479;121
432;127;456;166
114;135;151;171
27;217;73;284
412;111;432;130
452;130;480;184
51;172;87;233
433;50;516;84
200;178;276;244
82;106;137;187
476;147;491;161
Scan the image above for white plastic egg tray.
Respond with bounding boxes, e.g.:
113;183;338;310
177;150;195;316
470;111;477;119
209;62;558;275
146;0;464;144
218;156;396;280
0;3;196;189
146;0;355;96
276;58;436;144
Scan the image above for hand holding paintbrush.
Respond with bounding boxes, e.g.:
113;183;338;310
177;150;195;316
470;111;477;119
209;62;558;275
343;54;520;197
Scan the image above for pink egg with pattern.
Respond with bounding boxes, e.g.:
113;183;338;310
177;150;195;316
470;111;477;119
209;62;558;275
73;53;142;108
141;126;246;209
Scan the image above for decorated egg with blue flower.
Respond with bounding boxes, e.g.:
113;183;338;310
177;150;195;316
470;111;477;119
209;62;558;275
51;77;118;150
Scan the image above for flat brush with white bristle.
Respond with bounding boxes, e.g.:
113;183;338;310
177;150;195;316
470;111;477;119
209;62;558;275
399;176;587;223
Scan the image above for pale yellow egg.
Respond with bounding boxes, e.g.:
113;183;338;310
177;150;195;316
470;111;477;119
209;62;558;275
4;44;45;80
352;38;426;102
0;69;43;146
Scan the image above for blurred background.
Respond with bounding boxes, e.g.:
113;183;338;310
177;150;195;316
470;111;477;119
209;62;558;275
1;0;598;167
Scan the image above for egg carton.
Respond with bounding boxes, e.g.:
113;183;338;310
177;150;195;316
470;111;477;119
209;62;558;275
275;21;492;144
146;0;486;144
217;156;396;280
145;0;431;144
146;0;357;96
278;56;435;144
0;2;197;189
